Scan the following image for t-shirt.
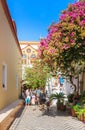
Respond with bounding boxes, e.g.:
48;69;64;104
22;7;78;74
36;89;41;97
40;93;46;100
26;89;30;96
59;77;64;85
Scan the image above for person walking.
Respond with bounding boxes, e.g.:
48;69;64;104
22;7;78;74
35;87;41;105
25;88;31;105
39;89;46;110
31;92;36;105
58;74;64;93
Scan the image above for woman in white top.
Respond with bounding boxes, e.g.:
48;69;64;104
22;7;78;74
25;89;31;105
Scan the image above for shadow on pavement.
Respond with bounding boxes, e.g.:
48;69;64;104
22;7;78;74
15;105;25;118
4;104;25;130
41;106;70;117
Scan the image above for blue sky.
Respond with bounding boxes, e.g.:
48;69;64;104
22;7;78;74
7;0;76;41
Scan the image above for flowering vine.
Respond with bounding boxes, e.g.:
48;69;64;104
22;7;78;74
39;1;85;79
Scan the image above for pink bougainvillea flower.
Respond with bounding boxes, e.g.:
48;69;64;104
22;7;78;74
60;14;67;20
62;44;70;50
49;49;55;54
70;32;75;37
40;39;48;48
79;19;85;26
70;39;74;43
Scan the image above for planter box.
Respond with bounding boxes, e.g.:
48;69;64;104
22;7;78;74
0;100;24;130
71;108;76;117
57;102;66;111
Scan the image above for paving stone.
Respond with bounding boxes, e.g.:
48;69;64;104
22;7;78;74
9;105;85;130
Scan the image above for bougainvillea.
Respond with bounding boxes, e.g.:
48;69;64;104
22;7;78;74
39;1;85;77
58;1;85;76
39;23;63;73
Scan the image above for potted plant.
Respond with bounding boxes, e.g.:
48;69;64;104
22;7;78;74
84;111;85;123
50;92;66;111
67;93;74;103
80;91;85;105
71;104;80;117
76;109;85;122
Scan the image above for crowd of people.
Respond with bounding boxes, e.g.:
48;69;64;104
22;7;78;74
21;74;64;110
21;86;51;111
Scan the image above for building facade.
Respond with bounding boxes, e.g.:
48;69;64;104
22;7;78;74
0;0;22;110
20;41;40;79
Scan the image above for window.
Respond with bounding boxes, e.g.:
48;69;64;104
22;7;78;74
30;54;36;58
2;64;7;89
22;54;27;58
16;74;18;89
26;48;31;53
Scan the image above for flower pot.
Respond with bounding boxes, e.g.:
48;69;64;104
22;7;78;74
57;102;66;111
57;102;62;110
81;115;84;121
62;105;66;111
71;108;76;117
78;114;84;122
83;116;85;123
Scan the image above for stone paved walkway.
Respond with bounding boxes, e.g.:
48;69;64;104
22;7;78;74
9;105;85;130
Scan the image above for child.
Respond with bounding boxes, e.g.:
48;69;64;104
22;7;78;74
31;93;36;105
46;98;51;112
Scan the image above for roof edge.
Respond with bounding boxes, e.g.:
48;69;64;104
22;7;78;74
1;0;22;56
22;44;38;51
19;41;40;45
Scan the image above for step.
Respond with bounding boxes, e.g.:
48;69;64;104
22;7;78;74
0;99;24;130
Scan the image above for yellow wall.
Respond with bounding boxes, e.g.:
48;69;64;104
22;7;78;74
22;45;38;64
20;42;39;79
83;72;85;91
0;1;22;110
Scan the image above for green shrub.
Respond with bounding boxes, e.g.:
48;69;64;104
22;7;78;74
67;93;74;103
